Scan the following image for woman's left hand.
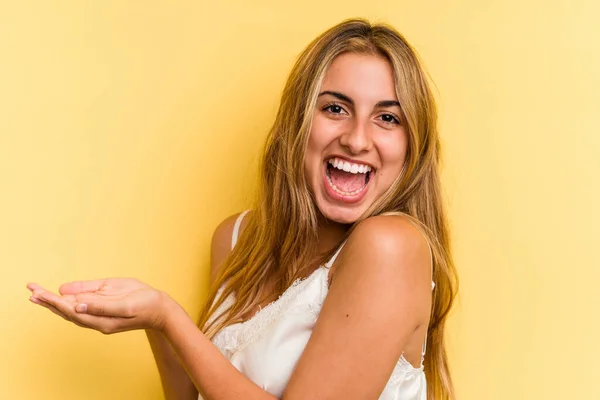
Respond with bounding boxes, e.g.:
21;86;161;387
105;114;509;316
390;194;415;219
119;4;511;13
26;278;172;334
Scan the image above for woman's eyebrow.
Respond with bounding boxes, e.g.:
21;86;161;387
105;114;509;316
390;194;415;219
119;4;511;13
318;91;400;108
375;100;401;108
318;91;354;104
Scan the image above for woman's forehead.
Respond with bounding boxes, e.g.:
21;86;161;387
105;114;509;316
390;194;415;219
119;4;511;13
320;53;398;103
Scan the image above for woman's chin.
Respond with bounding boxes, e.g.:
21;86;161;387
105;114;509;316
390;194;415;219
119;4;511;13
316;200;365;225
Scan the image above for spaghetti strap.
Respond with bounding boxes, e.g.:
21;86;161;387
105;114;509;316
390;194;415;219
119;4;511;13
415;225;434;365
402;217;435;366
324;241;346;269
404;218;435;291
427;245;436;290
231;210;250;250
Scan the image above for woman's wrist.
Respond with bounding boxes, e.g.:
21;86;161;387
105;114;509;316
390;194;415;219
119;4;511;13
157;291;190;335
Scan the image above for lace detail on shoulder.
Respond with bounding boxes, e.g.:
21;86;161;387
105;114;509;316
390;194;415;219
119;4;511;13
212;266;329;357
387;355;425;385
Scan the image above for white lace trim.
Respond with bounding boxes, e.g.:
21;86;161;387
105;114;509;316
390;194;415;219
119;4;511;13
388;355;425;384
211;264;425;385
212;266;328;357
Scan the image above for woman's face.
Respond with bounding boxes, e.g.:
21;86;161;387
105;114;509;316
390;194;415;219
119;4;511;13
304;52;408;224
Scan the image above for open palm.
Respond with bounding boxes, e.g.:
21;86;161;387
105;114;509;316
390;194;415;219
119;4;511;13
27;278;168;334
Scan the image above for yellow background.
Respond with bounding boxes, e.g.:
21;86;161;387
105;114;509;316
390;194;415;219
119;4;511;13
1;1;598;399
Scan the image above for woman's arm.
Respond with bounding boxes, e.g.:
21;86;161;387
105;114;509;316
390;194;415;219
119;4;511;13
146;213;243;400
146;330;197;400
161;300;276;400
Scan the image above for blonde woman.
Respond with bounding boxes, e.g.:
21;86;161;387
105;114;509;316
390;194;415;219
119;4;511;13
27;19;458;400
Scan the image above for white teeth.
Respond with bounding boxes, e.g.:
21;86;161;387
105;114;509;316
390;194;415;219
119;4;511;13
327;158;373;175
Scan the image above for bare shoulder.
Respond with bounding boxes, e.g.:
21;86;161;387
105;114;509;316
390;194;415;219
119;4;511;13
342;215;431;276
331;214;432;301
210;211;251;283
348;214;430;260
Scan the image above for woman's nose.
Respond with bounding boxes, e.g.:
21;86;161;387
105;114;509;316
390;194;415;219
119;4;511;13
339;120;373;155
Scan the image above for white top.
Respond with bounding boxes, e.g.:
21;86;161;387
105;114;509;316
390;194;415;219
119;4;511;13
200;211;432;399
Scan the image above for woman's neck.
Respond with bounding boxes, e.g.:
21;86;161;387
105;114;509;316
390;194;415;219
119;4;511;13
316;214;350;255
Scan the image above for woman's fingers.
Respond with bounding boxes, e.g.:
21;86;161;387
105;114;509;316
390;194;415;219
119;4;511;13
33;289;75;313
58;280;107;295
76;298;135;318
29;296;68;319
36;288;131;319
33;289;124;333
26;283;45;292
30;295;90;329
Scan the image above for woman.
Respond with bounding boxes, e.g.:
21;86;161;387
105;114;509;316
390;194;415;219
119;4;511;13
27;19;458;400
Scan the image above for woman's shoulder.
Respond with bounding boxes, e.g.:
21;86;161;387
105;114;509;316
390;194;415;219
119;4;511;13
213;212;425;255
331;214;432;287
351;214;429;253
210;210;252;283
211;211;251;245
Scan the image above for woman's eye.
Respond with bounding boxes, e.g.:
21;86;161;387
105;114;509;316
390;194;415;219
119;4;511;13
379;114;400;125
323;104;345;114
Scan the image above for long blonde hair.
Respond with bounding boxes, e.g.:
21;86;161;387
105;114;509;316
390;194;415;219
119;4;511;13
198;18;458;400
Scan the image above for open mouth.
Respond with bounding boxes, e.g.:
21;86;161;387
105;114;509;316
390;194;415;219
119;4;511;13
324;157;373;197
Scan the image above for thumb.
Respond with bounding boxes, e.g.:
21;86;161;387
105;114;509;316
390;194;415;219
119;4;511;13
76;298;134;318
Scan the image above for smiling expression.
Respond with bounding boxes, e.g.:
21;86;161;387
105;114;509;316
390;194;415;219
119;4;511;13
304;52;409;224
